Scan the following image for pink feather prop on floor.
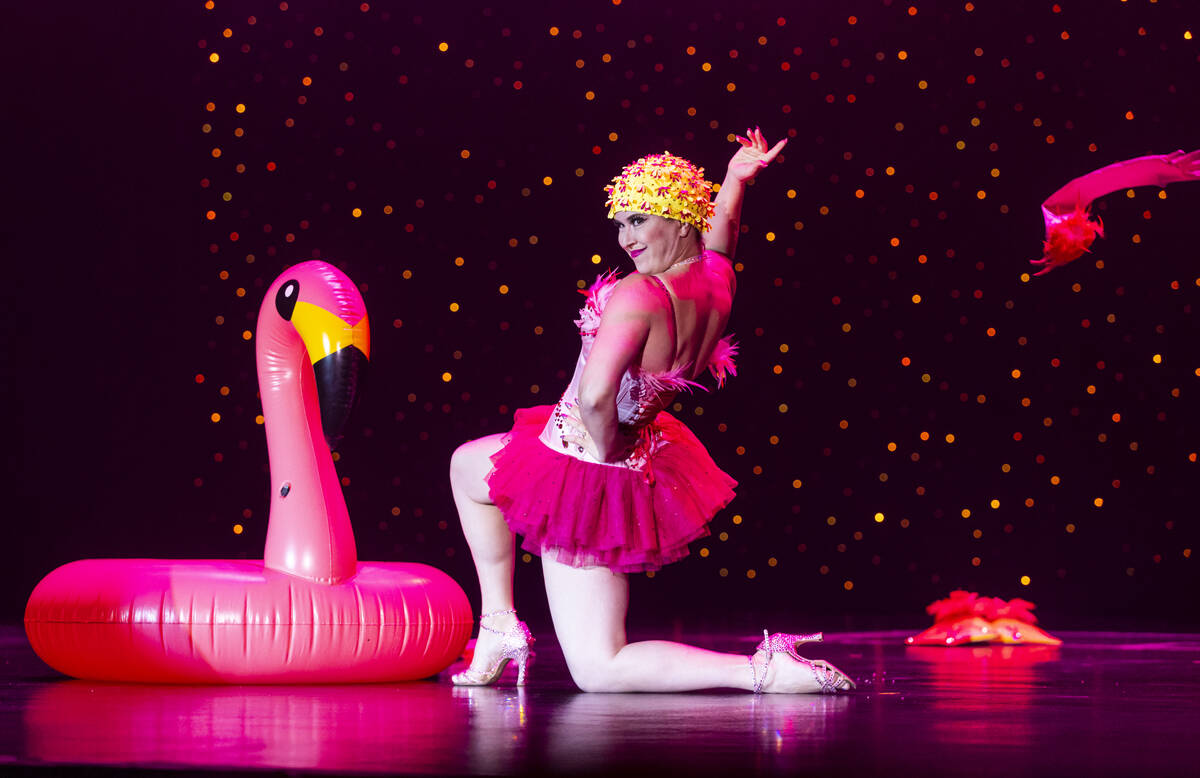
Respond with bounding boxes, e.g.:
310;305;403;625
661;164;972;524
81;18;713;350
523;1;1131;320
907;590;1062;646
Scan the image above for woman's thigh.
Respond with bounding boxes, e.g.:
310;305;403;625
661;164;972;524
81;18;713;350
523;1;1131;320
542;554;629;686
449;432;507;505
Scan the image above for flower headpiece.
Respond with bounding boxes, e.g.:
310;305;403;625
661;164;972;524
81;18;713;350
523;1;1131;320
604;151;715;233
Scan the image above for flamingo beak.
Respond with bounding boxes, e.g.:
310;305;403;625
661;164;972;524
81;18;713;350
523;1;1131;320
289;301;371;449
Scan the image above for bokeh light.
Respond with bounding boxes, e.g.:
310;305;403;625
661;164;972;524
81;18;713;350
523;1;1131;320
183;0;1199;625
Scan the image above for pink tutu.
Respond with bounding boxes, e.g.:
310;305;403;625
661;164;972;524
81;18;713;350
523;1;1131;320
486;405;737;573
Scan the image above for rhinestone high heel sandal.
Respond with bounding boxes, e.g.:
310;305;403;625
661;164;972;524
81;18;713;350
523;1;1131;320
749;630;856;694
451;609;535;687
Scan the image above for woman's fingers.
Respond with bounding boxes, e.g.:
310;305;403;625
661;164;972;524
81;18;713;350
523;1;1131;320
761;138;787;163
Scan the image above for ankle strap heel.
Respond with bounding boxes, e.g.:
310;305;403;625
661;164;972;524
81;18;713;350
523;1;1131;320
451;609;536;687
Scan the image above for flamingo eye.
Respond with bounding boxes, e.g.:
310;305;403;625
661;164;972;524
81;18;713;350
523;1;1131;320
275;280;299;320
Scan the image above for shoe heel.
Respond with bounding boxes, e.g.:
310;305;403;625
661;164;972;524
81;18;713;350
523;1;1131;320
515;648;533;686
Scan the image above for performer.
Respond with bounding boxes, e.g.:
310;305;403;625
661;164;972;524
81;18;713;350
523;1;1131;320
1032;149;1200;275
448;129;855;693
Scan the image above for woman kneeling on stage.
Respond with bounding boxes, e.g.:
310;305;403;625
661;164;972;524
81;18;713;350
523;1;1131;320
448;128;855;694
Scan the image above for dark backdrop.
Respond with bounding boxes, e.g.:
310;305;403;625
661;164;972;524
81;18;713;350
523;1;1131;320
5;0;1198;631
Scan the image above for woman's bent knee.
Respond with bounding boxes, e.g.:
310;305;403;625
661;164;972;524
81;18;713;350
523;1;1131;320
448;441;475;483
450;434;505;502
564;654;621;693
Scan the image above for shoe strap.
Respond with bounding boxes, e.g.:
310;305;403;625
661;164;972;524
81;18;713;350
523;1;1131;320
479;608;518;635
751;629;771;694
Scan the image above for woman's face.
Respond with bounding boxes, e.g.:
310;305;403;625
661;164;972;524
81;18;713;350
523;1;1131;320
612;211;695;274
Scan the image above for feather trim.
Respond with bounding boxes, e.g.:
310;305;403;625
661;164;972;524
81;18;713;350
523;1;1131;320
1030;204;1104;276
706;335;739;388
575;269;621;333
633;363;707;396
925;590;1040;625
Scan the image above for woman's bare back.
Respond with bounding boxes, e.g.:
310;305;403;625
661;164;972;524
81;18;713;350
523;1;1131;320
636;253;736;380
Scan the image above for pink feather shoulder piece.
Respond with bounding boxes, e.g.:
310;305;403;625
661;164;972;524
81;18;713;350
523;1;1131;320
706;335;739;388
576;269;620;332
634;364;707;396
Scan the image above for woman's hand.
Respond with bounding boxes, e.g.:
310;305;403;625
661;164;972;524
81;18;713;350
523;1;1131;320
558;413;600;460
1163;149;1200;184
556;413;614;461
705;127;786;257
559;413;633;463
727;127;787;184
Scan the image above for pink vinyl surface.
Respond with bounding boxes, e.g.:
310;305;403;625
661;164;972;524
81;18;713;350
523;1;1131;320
23;261;471;683
25;558;471;683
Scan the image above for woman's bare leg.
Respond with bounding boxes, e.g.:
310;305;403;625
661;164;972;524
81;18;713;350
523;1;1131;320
542;554;848;693
450;433;519;664
541;555;756;691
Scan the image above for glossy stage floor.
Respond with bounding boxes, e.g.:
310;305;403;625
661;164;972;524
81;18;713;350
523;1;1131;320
1;625;1196;776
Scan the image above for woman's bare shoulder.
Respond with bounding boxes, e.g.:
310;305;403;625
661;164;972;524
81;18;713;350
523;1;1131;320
604;273;668;315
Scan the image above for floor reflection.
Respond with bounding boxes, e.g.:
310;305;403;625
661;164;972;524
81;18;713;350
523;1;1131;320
23;677;853;773
542;692;851;771
905;643;1060;752
11;630;1198;775
451;686;531;773
24;680;473;773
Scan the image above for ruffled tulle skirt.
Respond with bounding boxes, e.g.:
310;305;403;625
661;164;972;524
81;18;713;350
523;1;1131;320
486;405;737;573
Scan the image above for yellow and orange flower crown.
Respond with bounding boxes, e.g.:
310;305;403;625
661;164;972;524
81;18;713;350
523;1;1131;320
604;151;715;233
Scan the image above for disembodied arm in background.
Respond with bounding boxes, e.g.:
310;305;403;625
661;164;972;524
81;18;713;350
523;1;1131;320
1032;149;1200;275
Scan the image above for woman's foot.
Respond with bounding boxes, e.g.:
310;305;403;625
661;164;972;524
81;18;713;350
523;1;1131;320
452;609;535;686
749;631;855;693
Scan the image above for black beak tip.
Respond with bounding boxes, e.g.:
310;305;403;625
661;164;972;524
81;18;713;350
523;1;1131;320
312;345;369;450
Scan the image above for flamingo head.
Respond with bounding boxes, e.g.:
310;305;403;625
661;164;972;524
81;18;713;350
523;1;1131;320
260;260;370;449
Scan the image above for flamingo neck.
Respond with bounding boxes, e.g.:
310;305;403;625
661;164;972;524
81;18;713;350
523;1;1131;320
256;319;358;584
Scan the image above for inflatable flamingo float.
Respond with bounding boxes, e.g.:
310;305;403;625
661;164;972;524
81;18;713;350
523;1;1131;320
24;261;472;682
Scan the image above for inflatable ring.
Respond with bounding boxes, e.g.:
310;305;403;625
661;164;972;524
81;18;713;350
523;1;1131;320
25;261;472;683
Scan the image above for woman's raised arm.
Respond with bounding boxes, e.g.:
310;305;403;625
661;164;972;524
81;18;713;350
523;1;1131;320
703;127;787;259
